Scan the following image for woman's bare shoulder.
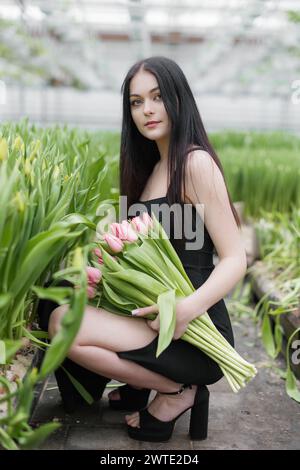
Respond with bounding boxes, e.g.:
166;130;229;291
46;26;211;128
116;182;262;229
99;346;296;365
185;149;220;201
187;148;215;172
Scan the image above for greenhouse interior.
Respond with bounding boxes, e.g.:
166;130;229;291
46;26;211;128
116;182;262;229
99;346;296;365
0;0;299;453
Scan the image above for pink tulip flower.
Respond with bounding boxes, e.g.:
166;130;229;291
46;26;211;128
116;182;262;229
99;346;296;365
94;247;104;264
141;212;154;229
110;222;124;239
120;220;138;242
110;221;138;243
104;233;124;253
86;266;102;285
87;285;96;299
131;216;149;235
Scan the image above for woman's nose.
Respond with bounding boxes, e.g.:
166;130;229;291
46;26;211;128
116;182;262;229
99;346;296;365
143;99;154;114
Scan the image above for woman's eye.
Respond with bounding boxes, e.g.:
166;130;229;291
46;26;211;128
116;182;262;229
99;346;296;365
130;100;140;106
130;94;161;106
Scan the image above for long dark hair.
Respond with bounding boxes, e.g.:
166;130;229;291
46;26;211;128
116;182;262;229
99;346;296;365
119;56;241;228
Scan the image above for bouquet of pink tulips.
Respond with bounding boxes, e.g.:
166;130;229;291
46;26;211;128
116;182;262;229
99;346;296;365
85;212;257;393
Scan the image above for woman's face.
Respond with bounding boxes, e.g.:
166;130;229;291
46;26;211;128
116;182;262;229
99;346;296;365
129;69;171;142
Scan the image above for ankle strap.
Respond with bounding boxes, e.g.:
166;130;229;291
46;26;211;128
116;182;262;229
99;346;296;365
159;384;192;395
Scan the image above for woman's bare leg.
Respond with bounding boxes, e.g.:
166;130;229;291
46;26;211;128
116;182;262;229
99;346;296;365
48;304;183;392
58;342;182;393
48;304;196;428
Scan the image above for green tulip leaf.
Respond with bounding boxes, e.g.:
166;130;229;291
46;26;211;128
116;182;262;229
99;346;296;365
0;340;6;364
286;368;300;403
0;293;12;309
155;290;177;358
1;339;23;363
31;286;73;304
61;365;94;405
261;313;276;358
18;422;61;450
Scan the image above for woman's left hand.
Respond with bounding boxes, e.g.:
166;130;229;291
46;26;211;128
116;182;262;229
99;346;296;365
131;297;192;340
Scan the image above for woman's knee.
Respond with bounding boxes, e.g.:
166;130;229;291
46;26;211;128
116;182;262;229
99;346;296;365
48;304;70;339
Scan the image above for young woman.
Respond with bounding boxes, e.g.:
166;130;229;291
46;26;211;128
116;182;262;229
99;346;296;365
47;56;247;443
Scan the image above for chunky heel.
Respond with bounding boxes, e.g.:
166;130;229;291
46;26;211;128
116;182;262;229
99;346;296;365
189;385;209;440
127;383;210;443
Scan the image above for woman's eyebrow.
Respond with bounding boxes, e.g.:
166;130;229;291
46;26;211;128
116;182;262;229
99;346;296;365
130;86;160;97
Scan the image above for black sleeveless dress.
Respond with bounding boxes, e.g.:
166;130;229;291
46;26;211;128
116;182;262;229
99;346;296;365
116;197;235;386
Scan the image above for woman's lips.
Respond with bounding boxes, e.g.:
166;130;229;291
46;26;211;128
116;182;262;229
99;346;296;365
145;121;161;128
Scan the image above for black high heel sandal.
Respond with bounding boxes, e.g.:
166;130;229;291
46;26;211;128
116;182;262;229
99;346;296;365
109;384;151;411
127;384;209;442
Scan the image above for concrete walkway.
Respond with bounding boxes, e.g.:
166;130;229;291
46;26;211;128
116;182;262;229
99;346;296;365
30;309;300;450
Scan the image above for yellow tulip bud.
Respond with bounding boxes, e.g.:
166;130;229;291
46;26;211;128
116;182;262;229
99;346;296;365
13;136;24;154
29;139;41;158
13;191;25;212
24;159;31;176
0;138;8;161
33;139;41;152
53;164;60;179
73;247;83;269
